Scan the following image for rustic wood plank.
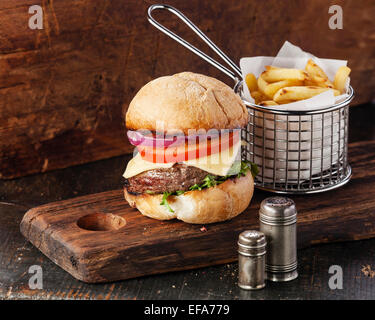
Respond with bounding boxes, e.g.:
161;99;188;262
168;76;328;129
20;140;375;283
1;0;374;179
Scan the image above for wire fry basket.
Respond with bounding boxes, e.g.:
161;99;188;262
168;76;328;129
147;4;354;194
235;82;354;194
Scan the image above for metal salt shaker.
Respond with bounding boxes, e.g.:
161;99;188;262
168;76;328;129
237;230;266;290
259;197;298;282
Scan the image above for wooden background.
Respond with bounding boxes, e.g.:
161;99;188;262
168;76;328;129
1;0;374;179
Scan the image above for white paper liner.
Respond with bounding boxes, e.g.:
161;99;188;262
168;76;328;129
240;41;350;183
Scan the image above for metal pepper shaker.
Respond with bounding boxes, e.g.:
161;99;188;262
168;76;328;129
259;197;298;282
237;230;266;290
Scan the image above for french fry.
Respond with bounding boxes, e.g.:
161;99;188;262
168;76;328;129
304;75;334;88
245;73;258;93
305;59;334;88
305;59;330;78
304;75;322;85
259;100;279;106
264;79;303;99
273;86;340;103
251;91;268;104
257;74;268;95
334;66;351;93
262;67;307;82
249;62;350;107
278;100;296;105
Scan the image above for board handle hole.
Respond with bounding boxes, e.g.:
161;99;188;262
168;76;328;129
77;213;126;231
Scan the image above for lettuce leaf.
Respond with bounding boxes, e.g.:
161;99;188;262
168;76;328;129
160;161;258;212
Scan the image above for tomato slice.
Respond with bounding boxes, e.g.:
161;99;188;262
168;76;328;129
138;131;240;163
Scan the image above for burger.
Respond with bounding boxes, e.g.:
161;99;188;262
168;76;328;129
123;72;257;224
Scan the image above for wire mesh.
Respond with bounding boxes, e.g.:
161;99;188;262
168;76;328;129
237;83;354;194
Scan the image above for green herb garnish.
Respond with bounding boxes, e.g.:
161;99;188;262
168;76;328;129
159;161;258;212
160;192;174;213
188;161;258;191
239;160;259;178
160;190;185;212
189;183;202;191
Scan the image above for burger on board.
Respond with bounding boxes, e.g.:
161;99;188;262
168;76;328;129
123;72;257;224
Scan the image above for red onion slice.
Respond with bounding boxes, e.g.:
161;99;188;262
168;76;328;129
127;130;231;148
127;130;185;148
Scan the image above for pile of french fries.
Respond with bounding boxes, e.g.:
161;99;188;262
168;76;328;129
245;59;351;106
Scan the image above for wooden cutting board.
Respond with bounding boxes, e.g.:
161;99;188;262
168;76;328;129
20;141;375;283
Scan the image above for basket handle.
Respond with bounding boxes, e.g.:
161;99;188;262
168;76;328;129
147;4;242;82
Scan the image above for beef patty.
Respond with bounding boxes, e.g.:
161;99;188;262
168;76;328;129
124;164;215;194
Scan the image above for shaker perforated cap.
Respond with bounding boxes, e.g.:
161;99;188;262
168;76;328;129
238;230;266;290
259;197;297;225
238;230;266;256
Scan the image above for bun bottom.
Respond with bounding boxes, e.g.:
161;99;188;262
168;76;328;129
124;171;254;224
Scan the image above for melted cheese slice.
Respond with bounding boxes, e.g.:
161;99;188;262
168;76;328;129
123;139;241;178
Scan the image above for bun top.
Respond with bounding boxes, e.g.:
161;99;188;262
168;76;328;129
125;72;248;134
